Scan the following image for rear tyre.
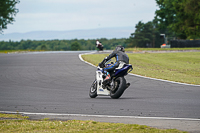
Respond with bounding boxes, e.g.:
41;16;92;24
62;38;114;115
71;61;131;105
110;77;126;99
89;80;97;98
99;46;103;51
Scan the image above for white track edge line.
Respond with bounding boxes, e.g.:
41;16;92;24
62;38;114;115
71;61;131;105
1;111;200;121
79;52;200;87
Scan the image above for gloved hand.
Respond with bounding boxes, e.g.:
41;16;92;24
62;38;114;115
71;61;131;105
99;62;105;68
99;58;108;68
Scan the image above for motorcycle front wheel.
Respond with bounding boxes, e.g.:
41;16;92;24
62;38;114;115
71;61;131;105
89;80;97;98
110;77;126;99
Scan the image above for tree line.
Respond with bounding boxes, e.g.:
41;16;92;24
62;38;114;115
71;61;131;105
1;0;199;49
126;0;200;48
0;38;127;51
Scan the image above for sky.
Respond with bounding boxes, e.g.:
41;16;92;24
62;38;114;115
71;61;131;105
4;0;158;34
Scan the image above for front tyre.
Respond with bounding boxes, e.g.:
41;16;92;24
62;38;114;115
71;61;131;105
89;80;97;98
110;77;126;99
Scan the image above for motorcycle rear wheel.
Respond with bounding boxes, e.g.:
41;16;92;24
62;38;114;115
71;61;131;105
89;80;97;98
110;77;126;99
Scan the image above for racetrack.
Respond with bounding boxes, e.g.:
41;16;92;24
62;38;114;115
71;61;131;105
0;51;200;132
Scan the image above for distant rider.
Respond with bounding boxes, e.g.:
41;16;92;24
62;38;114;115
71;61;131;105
98;45;129;85
96;40;102;48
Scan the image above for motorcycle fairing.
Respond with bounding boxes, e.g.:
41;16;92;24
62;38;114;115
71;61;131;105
96;70;110;95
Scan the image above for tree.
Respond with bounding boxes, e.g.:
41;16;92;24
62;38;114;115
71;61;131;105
71;42;81;51
0;0;20;34
172;0;200;39
154;0;200;39
127;21;162;48
154;0;178;37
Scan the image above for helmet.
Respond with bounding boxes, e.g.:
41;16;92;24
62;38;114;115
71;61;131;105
115;45;125;52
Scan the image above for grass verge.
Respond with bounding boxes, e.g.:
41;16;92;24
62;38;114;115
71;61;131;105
82;51;200;85
0;113;187;133
0;50;45;54
125;47;200;52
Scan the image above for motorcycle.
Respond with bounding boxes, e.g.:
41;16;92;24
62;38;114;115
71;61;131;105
96;43;104;51
89;60;133;99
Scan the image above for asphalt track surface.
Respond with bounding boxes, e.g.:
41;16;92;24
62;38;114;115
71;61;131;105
0;51;200;132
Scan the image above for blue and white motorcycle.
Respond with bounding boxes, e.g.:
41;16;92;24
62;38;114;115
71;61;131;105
89;60;133;99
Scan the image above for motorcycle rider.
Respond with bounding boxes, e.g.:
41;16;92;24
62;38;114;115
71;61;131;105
96;40;101;47
96;40;103;50
99;45;129;85
96;40;100;46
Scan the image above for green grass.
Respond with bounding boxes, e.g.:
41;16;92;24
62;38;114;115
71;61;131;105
0;50;45;54
0;113;29;119
82;51;200;85
125;47;200;52
0;113;187;133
